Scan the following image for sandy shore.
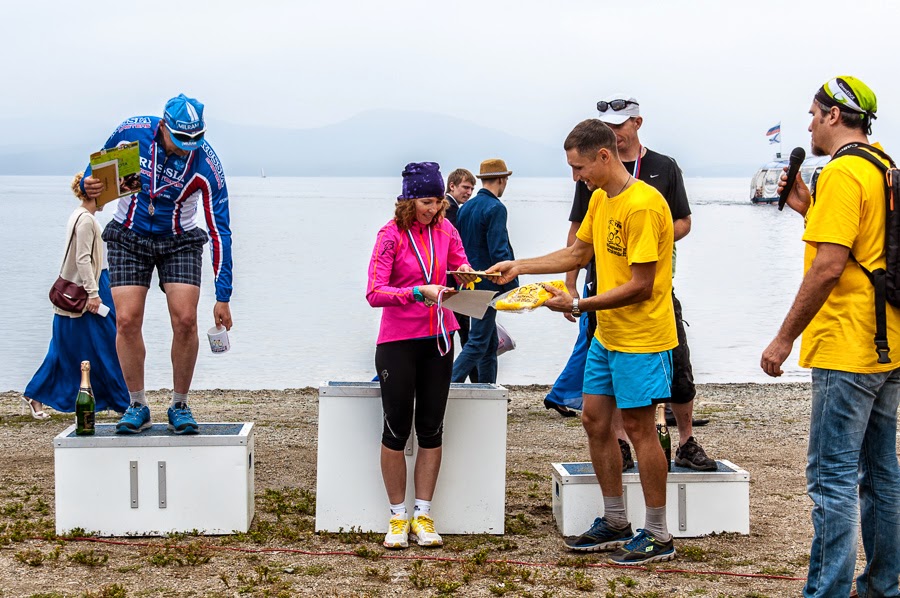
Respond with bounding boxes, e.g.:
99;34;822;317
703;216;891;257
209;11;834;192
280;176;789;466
0;382;887;597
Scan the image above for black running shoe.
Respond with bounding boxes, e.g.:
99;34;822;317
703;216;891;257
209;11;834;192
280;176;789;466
543;397;577;417
674;436;716;471
608;529;676;565
619;439;635;471
564;517;633;552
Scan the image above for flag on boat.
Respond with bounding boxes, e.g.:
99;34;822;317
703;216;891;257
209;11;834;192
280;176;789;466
766;122;781;143
769;133;781;145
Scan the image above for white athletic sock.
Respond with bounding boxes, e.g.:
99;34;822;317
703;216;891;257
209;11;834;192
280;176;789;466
390;502;407;516
171;391;188;408
643;506;670;541
129;390;148;407
602;495;628;529
413;499;431;516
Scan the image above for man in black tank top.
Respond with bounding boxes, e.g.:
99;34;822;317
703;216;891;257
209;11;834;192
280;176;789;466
549;94;716;471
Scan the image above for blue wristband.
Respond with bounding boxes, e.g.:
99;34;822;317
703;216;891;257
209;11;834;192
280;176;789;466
412;286;425;302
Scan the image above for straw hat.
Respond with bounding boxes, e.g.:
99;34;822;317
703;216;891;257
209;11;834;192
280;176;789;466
476;158;512;179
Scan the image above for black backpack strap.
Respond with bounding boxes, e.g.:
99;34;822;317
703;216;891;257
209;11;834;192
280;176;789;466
872;269;892;363
840;147;893;362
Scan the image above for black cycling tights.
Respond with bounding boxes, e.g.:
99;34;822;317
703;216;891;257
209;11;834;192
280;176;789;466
375;336;454;451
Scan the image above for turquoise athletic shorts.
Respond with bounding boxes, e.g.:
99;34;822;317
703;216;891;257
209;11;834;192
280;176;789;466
583;338;673;409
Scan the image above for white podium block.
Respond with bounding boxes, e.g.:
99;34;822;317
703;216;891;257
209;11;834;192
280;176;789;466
551;460;749;538
54;423;255;536
315;382;507;534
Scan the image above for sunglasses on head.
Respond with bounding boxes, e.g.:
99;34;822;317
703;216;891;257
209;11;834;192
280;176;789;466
597;99;638;112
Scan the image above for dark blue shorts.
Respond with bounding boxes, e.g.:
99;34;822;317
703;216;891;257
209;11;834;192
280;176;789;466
102;220;208;289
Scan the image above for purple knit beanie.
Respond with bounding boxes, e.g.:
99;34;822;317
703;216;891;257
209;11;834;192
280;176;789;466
397;162;445;200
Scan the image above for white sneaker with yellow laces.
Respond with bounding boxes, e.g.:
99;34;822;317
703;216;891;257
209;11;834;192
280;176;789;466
410;513;443;547
383;513;409;549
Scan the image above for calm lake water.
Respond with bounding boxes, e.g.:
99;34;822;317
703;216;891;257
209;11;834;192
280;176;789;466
1;175;807;391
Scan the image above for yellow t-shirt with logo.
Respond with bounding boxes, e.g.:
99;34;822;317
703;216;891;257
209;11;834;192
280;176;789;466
799;142;900;372
576;180;676;353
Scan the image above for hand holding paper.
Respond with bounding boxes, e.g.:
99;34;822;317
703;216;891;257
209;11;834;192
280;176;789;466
441;289;497;320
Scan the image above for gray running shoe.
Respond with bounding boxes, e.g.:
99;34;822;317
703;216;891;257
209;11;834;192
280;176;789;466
608;529;675;565
674;436;716;471
564;517;633;552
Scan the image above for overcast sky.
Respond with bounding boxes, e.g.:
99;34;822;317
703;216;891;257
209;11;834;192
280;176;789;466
4;0;898;169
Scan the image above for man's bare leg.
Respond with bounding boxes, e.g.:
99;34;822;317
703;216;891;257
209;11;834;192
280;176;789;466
582;393;621;497
671;400;694;445
163;283;200;394
620;405;667;509
111;286;149;392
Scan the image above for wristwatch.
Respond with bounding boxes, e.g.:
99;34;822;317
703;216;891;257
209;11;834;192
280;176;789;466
413;287;425;302
572;297;581;318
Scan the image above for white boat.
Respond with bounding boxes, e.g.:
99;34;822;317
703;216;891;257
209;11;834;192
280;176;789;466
750;154;830;204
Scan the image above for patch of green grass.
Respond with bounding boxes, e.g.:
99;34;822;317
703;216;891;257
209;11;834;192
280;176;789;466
409;560;465;595
526;482;543;499
15;548;45;566
235;565;294;597
259;487;316;518
677;544;709;562
147;541;212;567
364;565;390;582
79;584;127;598
61;527;89;539
1;502;25;517
299;564;331;576
757;565;795;576
353;545;383;560
489;581;521;595
332;526;382;544
789;553;810;568
570;570;594;591
68;549;109;567
504;513;536;535
556;555;595;568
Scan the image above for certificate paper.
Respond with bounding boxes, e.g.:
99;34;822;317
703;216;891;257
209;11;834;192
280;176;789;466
441;290;498;320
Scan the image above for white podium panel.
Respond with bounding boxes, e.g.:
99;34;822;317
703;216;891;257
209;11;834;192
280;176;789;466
551;460;750;538
54;423;255;536
315;382;507;534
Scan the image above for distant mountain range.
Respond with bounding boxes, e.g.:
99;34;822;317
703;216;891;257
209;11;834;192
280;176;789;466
0;109;761;177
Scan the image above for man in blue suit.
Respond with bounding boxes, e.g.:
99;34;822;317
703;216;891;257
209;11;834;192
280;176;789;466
451;159;518;384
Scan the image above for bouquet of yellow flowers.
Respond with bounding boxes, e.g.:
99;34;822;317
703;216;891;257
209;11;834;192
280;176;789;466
491;280;569;313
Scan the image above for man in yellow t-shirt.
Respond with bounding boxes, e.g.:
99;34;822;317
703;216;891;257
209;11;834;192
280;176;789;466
490;119;676;566
761;76;900;598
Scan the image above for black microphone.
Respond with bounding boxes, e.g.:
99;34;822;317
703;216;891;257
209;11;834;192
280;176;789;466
778;147;806;211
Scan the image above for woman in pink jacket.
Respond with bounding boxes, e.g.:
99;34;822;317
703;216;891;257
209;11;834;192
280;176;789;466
366;162;475;550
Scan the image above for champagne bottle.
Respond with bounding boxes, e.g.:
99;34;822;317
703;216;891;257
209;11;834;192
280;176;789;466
656;403;671;472
75;361;95;436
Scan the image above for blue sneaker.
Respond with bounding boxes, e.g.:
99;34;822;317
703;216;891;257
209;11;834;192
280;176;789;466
608;529;676;565
564;517;633;552
167;402;199;435
115;403;152;434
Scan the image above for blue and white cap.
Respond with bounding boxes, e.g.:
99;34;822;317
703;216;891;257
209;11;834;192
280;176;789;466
163;93;206;151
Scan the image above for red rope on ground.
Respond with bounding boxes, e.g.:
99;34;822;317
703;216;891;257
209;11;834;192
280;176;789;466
49;536;805;582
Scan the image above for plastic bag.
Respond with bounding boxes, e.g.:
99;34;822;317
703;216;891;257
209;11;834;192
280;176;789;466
491;280;569;313
496;322;516;355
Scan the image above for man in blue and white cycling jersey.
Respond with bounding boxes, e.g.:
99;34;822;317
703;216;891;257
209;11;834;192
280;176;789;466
82;93;233;435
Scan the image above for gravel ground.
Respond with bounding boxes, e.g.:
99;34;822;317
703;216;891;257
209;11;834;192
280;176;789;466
0;382;888;597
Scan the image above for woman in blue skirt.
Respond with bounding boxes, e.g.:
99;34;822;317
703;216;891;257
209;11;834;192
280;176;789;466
23;174;129;418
